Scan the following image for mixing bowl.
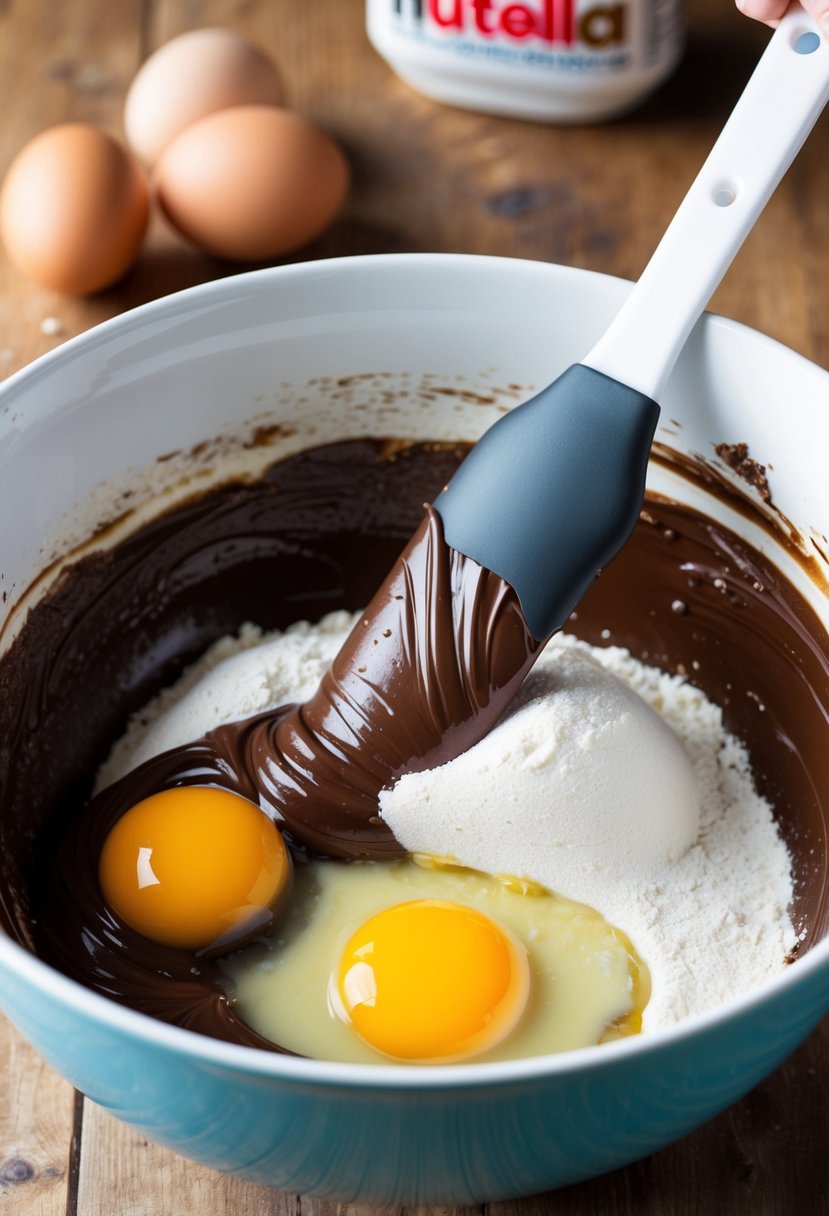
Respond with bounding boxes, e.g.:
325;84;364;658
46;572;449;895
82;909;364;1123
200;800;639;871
1;254;827;1203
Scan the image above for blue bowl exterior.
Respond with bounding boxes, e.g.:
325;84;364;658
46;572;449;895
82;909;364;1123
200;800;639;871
2;953;828;1204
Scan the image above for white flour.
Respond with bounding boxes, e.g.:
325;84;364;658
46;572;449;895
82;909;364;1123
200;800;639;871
99;614;796;1034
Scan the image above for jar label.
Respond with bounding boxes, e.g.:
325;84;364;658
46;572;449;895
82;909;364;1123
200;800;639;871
372;0;683;73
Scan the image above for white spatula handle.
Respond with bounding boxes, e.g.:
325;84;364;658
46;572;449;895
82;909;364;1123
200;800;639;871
583;5;829;401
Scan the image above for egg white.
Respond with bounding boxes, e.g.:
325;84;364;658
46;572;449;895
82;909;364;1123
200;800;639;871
221;857;649;1065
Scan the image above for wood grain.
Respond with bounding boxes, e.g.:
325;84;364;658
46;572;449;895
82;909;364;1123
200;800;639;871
0;1020;76;1215
1;0;828;1212
76;1101;283;1216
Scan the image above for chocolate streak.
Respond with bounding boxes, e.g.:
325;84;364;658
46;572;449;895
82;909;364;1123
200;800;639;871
246;506;541;855
2;438;828;1051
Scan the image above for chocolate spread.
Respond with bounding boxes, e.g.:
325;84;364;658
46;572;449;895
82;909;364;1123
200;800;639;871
1;437;828;1050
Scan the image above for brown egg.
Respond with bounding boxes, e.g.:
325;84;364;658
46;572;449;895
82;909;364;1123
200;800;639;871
125;28;286;167
0;125;149;295
156;106;349;261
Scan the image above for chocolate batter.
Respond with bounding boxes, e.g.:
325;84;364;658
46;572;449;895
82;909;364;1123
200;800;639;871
1;437;827;1050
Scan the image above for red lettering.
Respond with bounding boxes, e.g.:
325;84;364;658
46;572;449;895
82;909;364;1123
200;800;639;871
472;0;496;33
424;0;617;47
501;4;536;37
428;0;463;27
564;0;575;44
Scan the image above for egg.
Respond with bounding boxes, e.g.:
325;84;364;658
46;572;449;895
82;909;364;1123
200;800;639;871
156;106;349;261
98;786;292;953
224;858;650;1065
333;899;530;1063
0;124;149;295
124;28;286;166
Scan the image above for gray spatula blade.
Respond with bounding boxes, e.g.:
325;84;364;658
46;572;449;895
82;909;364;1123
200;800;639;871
433;364;660;641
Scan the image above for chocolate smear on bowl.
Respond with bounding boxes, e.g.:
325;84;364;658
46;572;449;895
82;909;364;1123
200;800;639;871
713;441;772;504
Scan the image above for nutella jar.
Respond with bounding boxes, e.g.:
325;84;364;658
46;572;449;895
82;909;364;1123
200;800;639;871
367;0;684;123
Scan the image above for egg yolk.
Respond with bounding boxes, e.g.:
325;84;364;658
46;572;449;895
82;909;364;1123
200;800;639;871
333;899;530;1062
99;786;291;952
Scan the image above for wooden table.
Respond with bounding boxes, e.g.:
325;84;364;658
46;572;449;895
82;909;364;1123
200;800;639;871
2;1;828;1212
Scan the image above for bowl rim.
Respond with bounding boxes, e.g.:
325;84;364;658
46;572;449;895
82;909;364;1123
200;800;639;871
1;251;828;1090
1;251;827;408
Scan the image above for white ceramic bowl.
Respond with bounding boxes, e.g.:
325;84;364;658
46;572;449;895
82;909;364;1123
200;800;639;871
0;255;828;1203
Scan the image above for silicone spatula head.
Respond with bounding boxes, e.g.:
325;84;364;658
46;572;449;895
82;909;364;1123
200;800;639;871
434;366;659;640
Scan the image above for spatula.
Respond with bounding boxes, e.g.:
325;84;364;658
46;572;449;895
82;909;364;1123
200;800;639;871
434;4;829;642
